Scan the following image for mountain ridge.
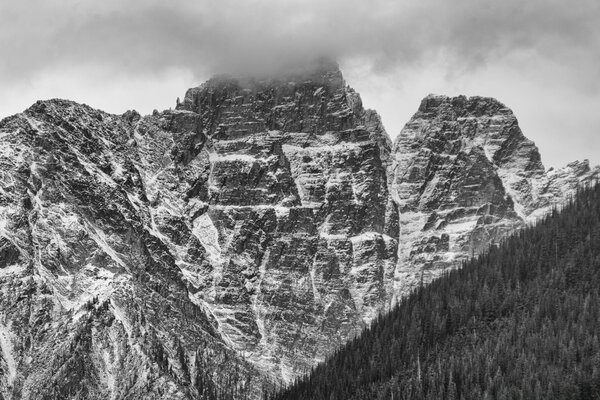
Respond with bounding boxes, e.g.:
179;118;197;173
390;92;599;299
0;62;597;397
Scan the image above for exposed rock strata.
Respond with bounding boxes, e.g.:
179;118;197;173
390;94;599;298
0;64;597;397
0;62;398;394
171;61;399;380
0;101;263;399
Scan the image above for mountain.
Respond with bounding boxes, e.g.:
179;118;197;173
271;182;600;400
0;100;262;399
0;61;597;398
172;60;398;381
390;94;599;299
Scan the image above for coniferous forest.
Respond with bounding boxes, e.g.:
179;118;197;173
270;183;600;400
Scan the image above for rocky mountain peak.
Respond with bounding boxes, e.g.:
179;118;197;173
160;61;400;381
418;94;512;117
176;58;371;142
0;63;597;398
409;94;544;175
0;98;266;399
390;93;599;299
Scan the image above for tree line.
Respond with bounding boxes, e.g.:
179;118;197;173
270;182;600;399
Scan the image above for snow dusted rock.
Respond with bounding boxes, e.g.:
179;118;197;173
0;61;398;392
0;63;597;397
390;94;599;298
0;101;263;399
171;60;398;380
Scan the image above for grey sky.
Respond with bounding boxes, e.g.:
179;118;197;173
1;0;599;168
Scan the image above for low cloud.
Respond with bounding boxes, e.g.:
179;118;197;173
1;0;599;168
1;0;599;82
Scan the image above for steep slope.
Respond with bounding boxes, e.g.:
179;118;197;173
0;62;597;396
169;60;399;380
0;61;399;391
390;94;599;298
0;101;262;399
271;182;600;400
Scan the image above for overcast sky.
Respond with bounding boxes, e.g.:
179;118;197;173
1;0;599;168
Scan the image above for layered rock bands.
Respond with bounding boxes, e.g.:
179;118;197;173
0;60;597;398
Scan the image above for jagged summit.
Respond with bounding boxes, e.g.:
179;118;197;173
0;98;262;399
406;94;546;178
176;58;370;140
179;57;345;113
389;93;599;299
166;62;399;381
0;64;597;398
417;94;513;117
0;62;399;393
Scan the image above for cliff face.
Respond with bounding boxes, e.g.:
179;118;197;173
390;94;599;298
0;100;263;399
0;64;597;397
171;61;399;380
0;61;398;394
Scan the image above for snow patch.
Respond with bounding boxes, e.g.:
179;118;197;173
209;153;257;163
76;154;118;188
22;113;43;131
110;303;133;336
282;142;362;154
349;232;379;244
192;214;224;265
319;232;347;240
442;218;478;234
84;223;127;269
0;264;25;277
0;323;16;386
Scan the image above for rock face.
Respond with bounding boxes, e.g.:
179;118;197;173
390;94;600;298
0;63;597;398
0;61;398;395
172;60;399;380
0;101;264;399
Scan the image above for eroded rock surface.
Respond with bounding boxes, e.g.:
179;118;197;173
170;61;399;380
390;94;600;298
0;64;597;398
0;101;263;399
0;61;398;394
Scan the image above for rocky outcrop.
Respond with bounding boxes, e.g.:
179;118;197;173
389;94;599;298
0;61;398;395
0;63;597;398
0;101;263;399
169;60;398;380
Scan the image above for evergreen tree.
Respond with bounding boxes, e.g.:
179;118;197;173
270;183;600;400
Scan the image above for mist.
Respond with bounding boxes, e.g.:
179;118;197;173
1;0;599;167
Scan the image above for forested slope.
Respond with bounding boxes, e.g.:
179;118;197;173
272;182;600;400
